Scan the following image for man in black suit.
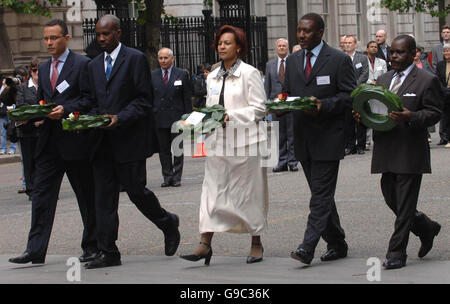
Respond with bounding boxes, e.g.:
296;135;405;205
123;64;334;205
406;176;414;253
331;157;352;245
9;19;98;265
284;13;357;265
376;29;391;69
151;47;192;187
356;35;442;269
84;15;180;269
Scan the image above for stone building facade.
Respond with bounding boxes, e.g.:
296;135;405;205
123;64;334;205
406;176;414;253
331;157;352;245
1;0;450;73
163;0;448;60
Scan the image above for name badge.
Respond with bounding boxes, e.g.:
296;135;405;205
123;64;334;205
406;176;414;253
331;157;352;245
316;76;330;86
174;80;182;86
184;111;206;126
56;80;70;93
210;86;220;95
355;63;363;69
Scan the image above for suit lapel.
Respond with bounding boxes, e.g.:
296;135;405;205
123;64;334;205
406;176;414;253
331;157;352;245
295;51;306;83
52;51;74;97
93;55;107;88
306;43;330;85
167;66;178;87
42;59;53;98
397;65;418;97
107;46;126;84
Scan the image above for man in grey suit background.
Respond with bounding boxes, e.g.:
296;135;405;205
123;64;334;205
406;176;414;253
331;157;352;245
431;25;450;145
343;35;369;155
265;38;299;172
431;25;450;70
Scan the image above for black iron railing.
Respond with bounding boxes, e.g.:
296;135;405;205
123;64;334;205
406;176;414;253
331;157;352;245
82;15;268;75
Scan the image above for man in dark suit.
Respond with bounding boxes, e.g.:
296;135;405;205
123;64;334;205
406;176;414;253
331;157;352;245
284;13;357;265
376;29;391;69
343;35;369;155
84;15;180;269
358;35;442;269
151;47;192;187
9;19;98;265
264;38;299;172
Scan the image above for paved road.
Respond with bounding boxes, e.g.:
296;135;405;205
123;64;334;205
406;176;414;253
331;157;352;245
0;134;449;284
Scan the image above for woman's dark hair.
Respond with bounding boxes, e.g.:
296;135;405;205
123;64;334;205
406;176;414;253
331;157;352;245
28;57;40;76
203;63;212;72
213;25;248;60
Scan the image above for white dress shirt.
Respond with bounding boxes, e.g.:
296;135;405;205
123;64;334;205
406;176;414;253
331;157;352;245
104;43;122;72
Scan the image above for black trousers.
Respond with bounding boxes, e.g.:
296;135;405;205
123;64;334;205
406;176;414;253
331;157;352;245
346;119;367;150
26;146;97;258
381;173;437;259
299;160;346;253
438;104;450;142
275;113;298;167
19;136;38;196
156;128;184;183
93;140;173;254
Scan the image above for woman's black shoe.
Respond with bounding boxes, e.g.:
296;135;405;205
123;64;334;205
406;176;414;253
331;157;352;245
180;242;213;266
247;243;264;264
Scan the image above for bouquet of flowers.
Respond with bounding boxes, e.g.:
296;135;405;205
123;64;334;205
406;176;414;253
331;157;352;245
174;104;226;139
266;93;317;112
7;100;56;121
62;112;111;131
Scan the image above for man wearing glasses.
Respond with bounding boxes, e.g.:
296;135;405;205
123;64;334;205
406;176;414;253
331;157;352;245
9;19;98;265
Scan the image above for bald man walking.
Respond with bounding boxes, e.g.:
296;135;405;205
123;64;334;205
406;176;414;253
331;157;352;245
151;48;192;187
84;15;181;269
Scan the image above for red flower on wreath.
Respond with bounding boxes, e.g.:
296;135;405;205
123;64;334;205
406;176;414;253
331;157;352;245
74;112;80;119
278;93;288;101
39;100;47;105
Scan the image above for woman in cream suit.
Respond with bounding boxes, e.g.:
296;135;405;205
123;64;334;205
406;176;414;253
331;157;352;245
180;25;268;265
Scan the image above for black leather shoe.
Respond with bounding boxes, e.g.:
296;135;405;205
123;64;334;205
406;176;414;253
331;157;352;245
9;252;45;264
172;181;181;187
161;181;172;187
272;165;288;173
357;149;365;155
320;248;348;261
288;165;299;172
164;214;180;256
383;257;406;270
418;222;441;258
345;148;356;156
84;252;121;269
79;251;99;263
290;247;313;265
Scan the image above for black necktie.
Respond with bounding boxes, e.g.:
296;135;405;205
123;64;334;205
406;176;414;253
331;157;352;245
219;72;228;107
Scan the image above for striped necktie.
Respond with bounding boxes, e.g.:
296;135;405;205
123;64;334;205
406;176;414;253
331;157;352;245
50;60;60;91
105;55;113;81
163;69;169;85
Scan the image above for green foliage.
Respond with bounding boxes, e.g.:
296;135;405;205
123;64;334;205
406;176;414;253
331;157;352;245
0;0;62;17
380;0;450;18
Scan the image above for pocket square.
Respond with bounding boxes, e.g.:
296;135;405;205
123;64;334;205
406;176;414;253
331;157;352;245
403;93;416;97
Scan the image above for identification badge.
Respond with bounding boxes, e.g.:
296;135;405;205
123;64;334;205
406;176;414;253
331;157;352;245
184;111;206;126
56;80;70;93
174;80;182;86
355;63;363;69
210;86;220;95
316;76;330;86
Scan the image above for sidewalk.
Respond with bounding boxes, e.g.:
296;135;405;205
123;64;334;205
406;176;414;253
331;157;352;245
1;255;449;284
0;153;21;165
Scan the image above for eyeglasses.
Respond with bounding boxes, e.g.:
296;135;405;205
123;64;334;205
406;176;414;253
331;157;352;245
42;35;64;42
31;69;38;73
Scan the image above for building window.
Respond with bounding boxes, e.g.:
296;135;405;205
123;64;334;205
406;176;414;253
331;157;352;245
323;0;329;41
356;0;361;41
